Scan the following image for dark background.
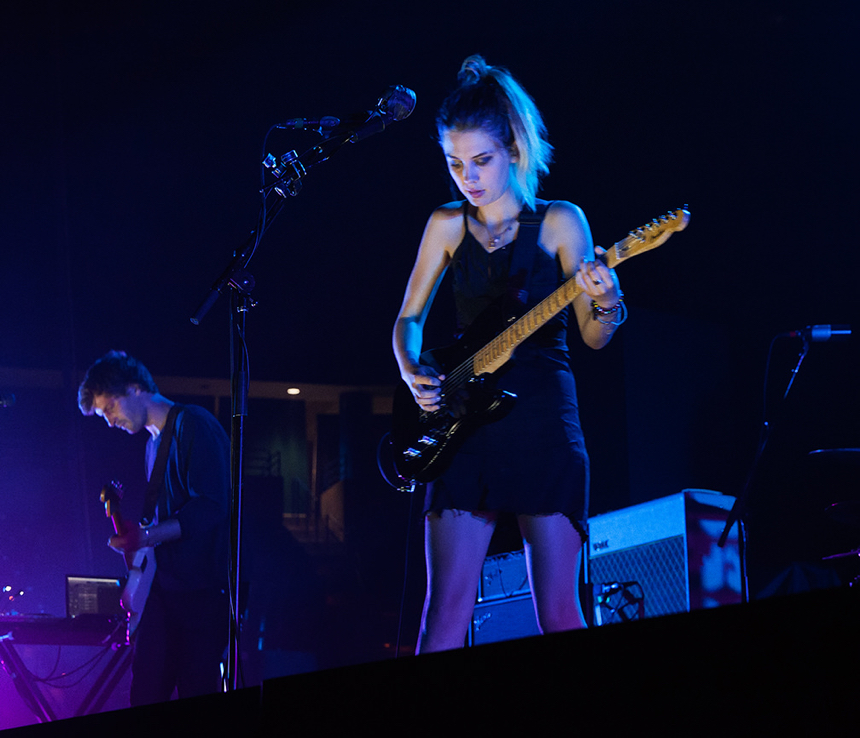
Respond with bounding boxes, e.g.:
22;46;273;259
1;0;858;708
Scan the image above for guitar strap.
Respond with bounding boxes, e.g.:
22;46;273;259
508;200;552;305
140;404;182;525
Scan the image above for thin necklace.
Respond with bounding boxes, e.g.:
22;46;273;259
485;220;515;250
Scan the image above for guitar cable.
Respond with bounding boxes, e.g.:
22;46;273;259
394;481;420;658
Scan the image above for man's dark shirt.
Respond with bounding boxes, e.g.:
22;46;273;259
144;404;230;591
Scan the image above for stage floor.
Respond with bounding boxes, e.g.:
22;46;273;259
5;586;858;736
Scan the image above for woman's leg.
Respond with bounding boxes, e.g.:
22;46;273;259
519;513;587;633
416;509;497;654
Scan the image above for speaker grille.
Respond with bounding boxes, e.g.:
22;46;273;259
590;535;688;619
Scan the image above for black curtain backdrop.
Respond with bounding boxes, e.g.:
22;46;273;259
1;0;858;675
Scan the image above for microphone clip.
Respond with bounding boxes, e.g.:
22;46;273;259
262;150;306;197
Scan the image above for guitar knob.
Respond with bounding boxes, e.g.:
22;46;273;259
420;435;438;446
404;447;422;458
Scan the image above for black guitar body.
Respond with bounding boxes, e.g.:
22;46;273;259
388;307;523;486
381;207;691;489
388;375;516;487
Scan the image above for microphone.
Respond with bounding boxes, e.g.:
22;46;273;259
0;391;16;408
262;86;416;198
378;84;417;122
786;325;852;342
333;84;417;143
276;116;341;131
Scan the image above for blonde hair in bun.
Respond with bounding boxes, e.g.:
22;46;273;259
437;55;553;209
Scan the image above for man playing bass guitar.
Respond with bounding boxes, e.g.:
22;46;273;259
79;350;230;706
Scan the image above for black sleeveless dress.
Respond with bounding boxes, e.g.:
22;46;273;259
424;200;590;534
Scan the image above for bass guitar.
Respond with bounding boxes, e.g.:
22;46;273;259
100;481;156;639
384;207;691;489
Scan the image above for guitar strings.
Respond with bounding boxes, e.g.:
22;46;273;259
437;276;584;402
434;235;632;402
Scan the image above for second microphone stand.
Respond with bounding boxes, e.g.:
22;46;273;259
718;334;813;602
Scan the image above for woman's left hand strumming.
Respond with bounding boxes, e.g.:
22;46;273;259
576;246;620;309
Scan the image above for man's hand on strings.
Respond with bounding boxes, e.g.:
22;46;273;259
109;524;147;554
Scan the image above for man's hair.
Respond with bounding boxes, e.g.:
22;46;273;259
78;350;159;415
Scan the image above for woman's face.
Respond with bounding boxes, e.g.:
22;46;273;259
440;128;517;208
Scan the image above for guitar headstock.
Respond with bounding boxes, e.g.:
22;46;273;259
613;207;690;263
100;480;124;520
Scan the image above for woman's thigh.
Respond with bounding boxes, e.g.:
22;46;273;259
518;513;586;631
424;509;498;605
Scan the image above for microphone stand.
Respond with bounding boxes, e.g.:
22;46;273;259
190;214;271;693
190;157;318;692
189;118;395;692
717;336;811;603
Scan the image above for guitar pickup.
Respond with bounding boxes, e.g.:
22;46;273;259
405;436;439;458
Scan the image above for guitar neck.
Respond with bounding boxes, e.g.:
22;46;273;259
471;239;633;376
101;485;127;536
109;511;125;536
445;208;688;382
471;278;577;375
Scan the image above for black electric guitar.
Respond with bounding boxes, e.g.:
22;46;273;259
100;481;156;638
384;208;691;489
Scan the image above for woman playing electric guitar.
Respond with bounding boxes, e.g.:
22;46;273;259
393;55;624;653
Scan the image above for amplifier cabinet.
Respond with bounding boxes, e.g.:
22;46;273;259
469;593;540;646
588;490;741;623
469;549;537;646
478;549;531;602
